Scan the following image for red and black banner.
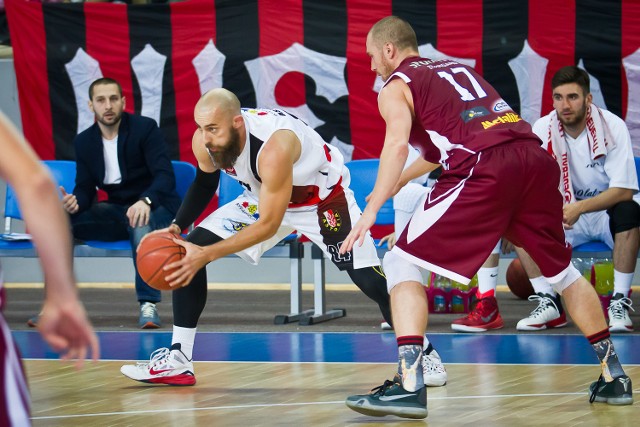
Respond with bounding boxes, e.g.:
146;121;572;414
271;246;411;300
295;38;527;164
6;0;640;162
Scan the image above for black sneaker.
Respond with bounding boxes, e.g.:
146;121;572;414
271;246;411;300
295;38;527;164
589;375;633;405
345;375;428;419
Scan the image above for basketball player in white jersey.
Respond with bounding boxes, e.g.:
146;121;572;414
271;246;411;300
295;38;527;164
120;88;446;387
0;112;98;426
515;66;639;333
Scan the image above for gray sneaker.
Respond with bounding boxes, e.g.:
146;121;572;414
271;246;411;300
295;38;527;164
139;302;161;329
345;374;428;419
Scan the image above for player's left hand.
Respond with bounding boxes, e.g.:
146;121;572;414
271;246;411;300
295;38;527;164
340;210;376;254
164;238;209;288
127;200;151;228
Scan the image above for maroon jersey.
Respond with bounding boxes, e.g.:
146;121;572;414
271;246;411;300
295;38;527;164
385;56;540;169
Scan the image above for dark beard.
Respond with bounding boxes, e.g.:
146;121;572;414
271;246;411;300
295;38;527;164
558;102;587;128
211;127;242;170
97;111;122;127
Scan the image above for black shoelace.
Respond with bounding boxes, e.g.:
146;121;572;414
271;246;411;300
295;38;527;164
589;374;604;403
370;379;395;396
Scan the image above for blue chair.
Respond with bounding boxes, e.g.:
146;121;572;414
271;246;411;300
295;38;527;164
171;160;197;200
345;159;395;228
81;160;197;254
218;171;245;206
0;160;77;256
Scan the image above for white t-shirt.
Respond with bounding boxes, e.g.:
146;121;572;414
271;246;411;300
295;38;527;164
102;135;122;185
532;109;638;201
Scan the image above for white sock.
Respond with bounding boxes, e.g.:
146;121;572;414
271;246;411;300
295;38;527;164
477;267;499;295
530;276;555;296
172;325;197;360
613;270;634;297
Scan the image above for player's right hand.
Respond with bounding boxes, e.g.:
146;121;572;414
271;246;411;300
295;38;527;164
340;210;376;254
136;225;181;250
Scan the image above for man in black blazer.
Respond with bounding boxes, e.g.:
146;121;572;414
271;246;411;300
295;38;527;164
61;77;181;328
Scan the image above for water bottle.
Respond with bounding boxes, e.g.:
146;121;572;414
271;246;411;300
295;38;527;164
450;275;477;313
573;257;594;283
592;257;613;296
430;273;451;313
434;294;447;313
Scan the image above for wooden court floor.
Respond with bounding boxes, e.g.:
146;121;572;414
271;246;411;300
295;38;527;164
25;361;638;426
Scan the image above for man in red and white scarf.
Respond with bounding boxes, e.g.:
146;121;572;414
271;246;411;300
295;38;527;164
517;66;639;334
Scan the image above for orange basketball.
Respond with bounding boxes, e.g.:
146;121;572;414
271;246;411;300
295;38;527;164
506;258;534;299
136;232;186;291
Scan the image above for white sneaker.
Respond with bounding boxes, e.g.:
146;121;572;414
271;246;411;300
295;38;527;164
423;348;447;387
608;293;634;333
516;293;568;331
380;321;393;330
120;344;196;385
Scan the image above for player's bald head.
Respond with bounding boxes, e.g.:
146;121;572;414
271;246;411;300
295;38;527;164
368;16;418;52
196;88;241;119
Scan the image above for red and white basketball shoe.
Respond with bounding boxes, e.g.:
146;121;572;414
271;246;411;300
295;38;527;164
451;296;504;332
120;344;196;386
516;293;567;331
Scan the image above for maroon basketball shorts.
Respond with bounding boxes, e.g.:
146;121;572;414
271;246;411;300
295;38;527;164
0;304;31;425
392;141;572;284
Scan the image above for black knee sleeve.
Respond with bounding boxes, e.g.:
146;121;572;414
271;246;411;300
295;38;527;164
608;200;640;235
346;266;392;326
172;227;224;328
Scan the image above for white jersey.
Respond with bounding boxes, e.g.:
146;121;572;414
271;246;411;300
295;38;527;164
220;108;348;208
532;109;638;201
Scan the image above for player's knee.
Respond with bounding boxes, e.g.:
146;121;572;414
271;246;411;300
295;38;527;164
550;263;583;295
383;251;423;293
609;200;640;234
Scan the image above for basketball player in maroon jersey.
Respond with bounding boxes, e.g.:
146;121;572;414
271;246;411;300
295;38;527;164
0;112;99;426
340;16;632;419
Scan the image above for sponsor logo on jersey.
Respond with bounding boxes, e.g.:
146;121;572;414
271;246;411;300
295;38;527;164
492;99;511;113
460;106;490;122
574;188;601;199
225;167;237;176
244;109;268;116
223;219;250;233
239;201;260;220
481;112;522;129
322;209;342;232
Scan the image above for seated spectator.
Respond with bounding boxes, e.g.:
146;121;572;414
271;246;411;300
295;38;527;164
517;66;639;333
31;77;181;329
